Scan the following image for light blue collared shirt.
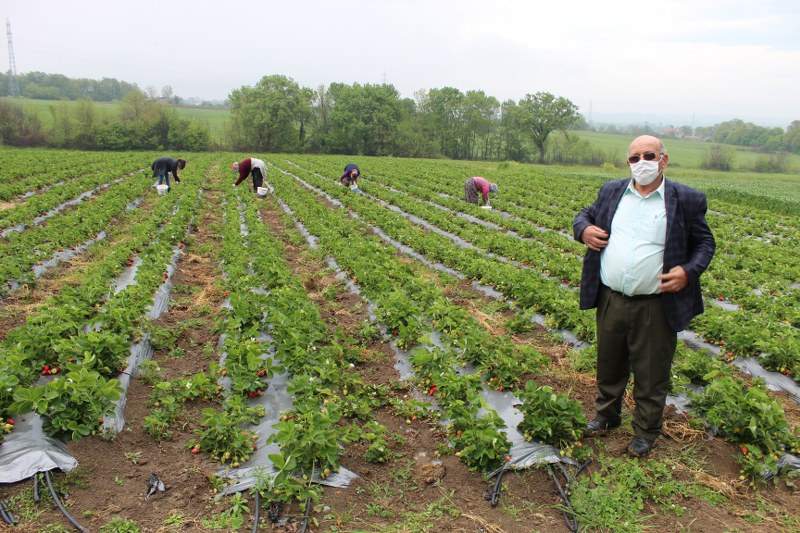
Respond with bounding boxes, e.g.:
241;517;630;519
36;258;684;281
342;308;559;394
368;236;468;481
600;178;667;296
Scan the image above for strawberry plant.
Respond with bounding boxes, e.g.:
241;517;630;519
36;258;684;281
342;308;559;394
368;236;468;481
225;292;268;336
195;407;258;467
688;375;799;481
9;362;123;440
670;344;735;391
222;337;278;397
1;417;14;444
516;382;586;447
446;401;510;471
268;403;344;474
0;373;21;419
54;330;130;377
143;396;179;441
361;421;396;463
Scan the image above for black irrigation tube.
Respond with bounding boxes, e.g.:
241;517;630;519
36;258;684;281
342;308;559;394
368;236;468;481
252;491;261;533
33;472;40;502
299;494;313;533
0;499;16;525
44;470;89;533
487;462;508;507
548;460;591;533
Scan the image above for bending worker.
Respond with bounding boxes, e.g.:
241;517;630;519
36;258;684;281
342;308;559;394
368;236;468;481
151;156;186;192
464;176;497;206
339;163;360;187
232;157;268;193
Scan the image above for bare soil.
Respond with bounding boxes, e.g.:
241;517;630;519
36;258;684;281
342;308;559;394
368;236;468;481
1;191;798;532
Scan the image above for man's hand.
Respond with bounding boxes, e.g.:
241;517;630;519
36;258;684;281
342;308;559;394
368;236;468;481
580;225;609;252
659;266;688;293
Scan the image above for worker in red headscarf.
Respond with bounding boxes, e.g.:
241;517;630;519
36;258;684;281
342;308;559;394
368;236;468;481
464;176;497;206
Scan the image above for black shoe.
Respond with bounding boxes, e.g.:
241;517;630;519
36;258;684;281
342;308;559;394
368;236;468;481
627;436;654;457
583;418;621;437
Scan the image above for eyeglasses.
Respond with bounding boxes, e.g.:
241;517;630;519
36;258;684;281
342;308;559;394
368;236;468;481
627;152;660;164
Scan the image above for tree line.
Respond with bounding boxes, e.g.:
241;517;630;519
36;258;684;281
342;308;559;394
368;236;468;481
0;90;209;151
2;72;799;165
697;119;800;154
0;72;139;102
226;75;586;163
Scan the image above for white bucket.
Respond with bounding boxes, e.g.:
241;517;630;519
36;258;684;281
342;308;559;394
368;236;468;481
156;184;169;195
349;184;359;191
480;205;492;210
256;187;269;197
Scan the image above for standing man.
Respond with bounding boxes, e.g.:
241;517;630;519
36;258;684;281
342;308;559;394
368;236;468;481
151;156;186;192
464;176;497;206
339;163;361;188
232;157;268;193
573;135;715;457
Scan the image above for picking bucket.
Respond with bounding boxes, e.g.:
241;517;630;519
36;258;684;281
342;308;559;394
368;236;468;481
156;184;169;195
256;187;269;197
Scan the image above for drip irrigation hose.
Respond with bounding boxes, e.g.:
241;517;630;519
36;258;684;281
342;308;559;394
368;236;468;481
548;460;591;533
488;461;509;507
44;470;89;533
547;464;577;532
33;472;40;502
299;494;312;533
252;491;261;533
0;499;16;525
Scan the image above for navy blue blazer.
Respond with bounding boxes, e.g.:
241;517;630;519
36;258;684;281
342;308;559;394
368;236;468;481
573;178;716;332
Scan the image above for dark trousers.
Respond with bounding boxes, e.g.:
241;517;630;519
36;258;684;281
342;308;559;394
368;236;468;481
464;178;480;204
594;286;677;440
252;168;264;192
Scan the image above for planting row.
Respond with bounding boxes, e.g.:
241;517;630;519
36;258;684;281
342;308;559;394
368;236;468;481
0;155;212;444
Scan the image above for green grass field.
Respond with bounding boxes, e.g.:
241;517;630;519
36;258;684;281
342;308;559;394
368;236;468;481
574;130;800;172
169;104;230;143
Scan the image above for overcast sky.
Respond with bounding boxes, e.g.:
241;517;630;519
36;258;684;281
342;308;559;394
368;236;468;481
4;0;799;127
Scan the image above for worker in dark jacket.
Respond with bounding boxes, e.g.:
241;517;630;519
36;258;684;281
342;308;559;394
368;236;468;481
232;158;267;192
151;157;186;192
339;163;360;188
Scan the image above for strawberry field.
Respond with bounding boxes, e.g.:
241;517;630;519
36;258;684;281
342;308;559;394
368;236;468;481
0;147;798;532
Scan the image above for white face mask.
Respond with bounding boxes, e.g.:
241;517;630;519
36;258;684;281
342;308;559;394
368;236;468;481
630;159;661;186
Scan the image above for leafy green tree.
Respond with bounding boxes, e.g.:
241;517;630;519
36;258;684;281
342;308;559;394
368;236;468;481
73;98;97;149
325;83;406;156
394;94;439;158
461;90;499;160
516;92;580;163
420;87;465;158
498;100;527;161
700;144;736;171
0;100;46;146
308;84;332;151
783;120;800;153
228;74;312;152
49;102;74;148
